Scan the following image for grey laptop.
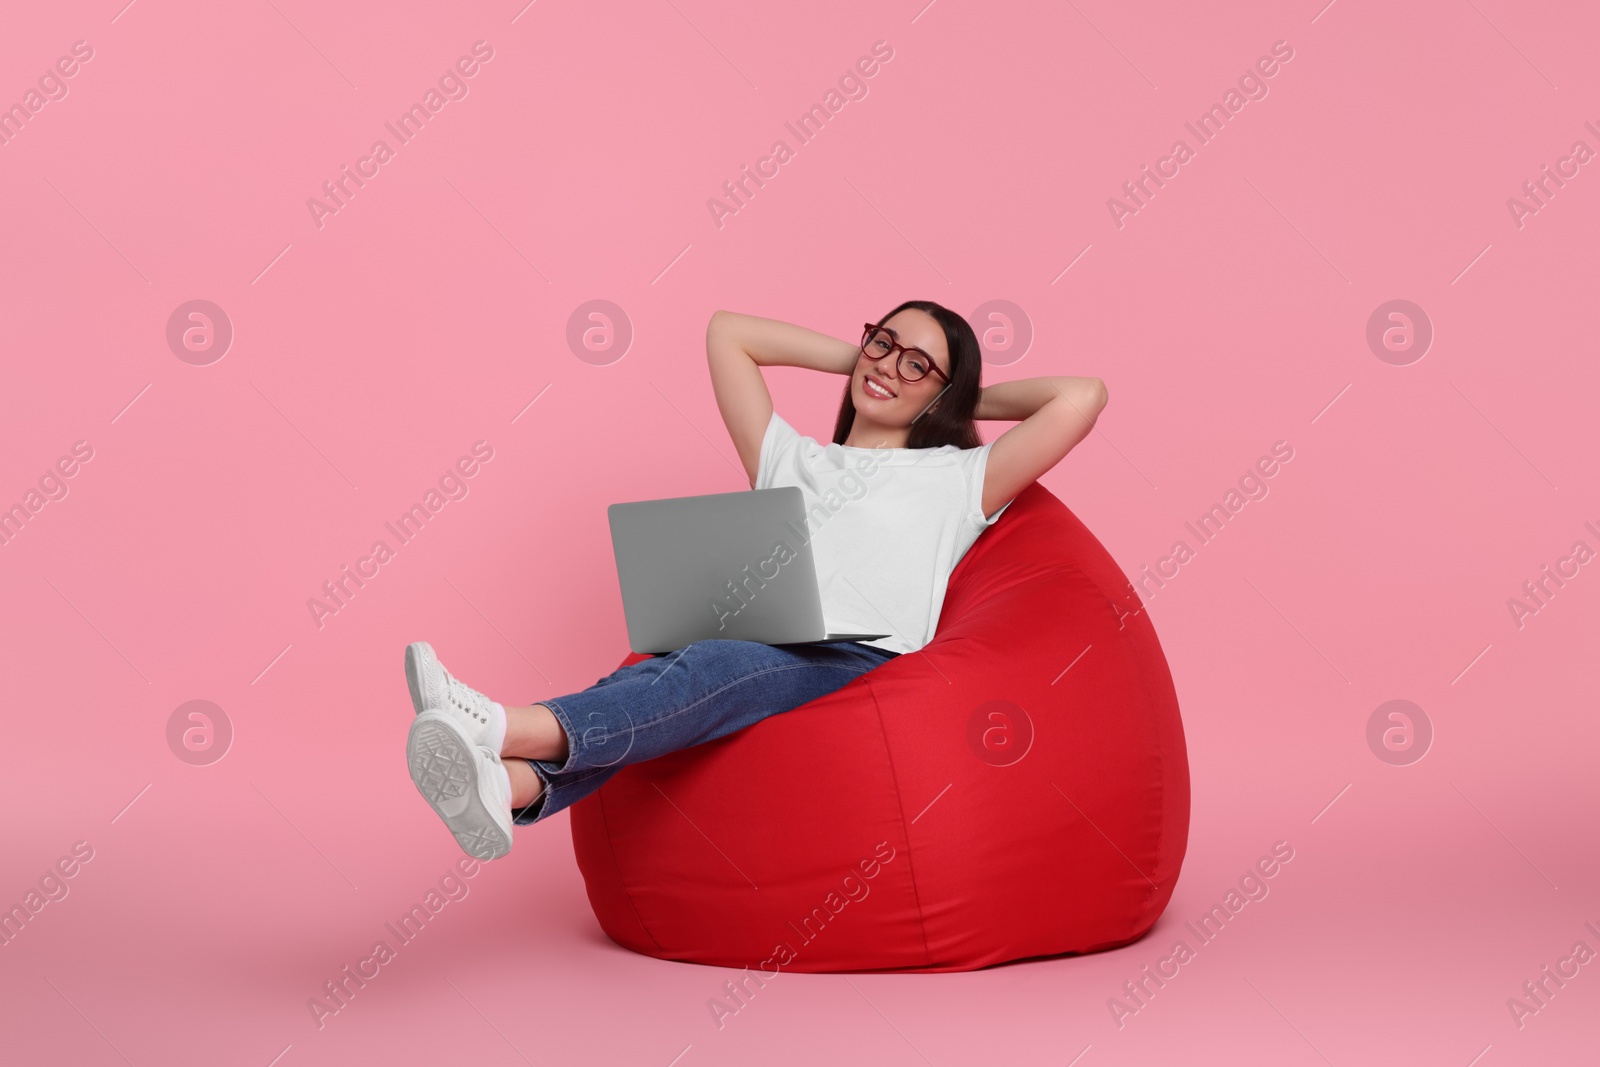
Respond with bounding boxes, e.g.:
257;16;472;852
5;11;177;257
607;486;892;654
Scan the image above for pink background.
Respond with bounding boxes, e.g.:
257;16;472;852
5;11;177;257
2;0;1597;1064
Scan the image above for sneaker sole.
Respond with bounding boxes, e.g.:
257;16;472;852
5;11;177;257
404;642;434;717
406;714;511;861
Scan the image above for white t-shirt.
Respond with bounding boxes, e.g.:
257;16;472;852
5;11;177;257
754;410;1014;655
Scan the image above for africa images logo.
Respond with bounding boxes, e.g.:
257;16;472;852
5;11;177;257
305;41;496;230
306;442;495;629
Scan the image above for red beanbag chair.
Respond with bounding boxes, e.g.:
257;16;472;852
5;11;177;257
569;482;1190;972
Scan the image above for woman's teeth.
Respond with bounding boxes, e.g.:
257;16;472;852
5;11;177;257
865;378;894;399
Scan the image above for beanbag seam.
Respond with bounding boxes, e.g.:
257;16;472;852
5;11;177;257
594;782;667;954
862;670;935;969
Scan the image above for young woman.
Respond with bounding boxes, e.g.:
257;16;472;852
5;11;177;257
404;301;1108;860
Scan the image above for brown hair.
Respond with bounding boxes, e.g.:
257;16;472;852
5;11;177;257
830;299;983;450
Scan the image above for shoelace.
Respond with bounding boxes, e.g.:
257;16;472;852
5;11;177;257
441;669;495;725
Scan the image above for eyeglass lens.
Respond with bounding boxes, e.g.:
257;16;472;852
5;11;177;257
863;327;933;381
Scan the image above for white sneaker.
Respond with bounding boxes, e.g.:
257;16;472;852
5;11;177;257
404;641;505;752
407;711;513;861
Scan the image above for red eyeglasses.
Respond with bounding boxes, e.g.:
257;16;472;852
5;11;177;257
860;324;952;386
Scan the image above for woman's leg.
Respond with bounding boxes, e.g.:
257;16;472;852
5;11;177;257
503;757;544;812
506;639;898;826
502;703;568;762
497;705;563;816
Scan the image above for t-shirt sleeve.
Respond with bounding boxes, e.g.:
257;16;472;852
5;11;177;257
755;410;803;491
967;441;1014;526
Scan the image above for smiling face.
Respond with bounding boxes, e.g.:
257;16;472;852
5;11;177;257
850;310;951;432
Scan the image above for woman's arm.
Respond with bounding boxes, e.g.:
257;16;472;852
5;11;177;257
977;376;1108;518
709;310;860;373
975;376;1103;422
707;311;858;487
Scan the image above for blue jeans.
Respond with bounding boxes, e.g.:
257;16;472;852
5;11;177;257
513;638;900;825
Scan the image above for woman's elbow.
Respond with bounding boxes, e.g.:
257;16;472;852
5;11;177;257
1068;377;1107;421
707;309;732;348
